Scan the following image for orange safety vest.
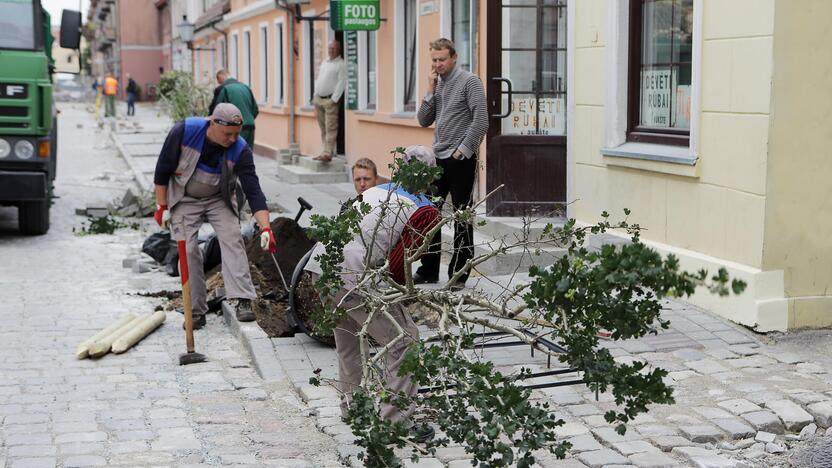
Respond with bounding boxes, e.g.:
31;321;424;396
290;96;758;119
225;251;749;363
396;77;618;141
104;77;118;96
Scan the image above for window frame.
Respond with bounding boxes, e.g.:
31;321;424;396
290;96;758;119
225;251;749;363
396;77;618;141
358;30;377;111
397;0;418;113
449;0;473;72
242;27;252;85
273;18;285;107
230;31;239;79
302;9;316;106
626;0;691;147
259;22;269;104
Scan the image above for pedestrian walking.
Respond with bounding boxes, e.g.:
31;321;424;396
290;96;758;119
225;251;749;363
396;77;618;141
125;73;139;116
415;38;488;289
312;40;346;162
306;146;440;442
152;103;276;329
208;69;258;148
103;72;118;118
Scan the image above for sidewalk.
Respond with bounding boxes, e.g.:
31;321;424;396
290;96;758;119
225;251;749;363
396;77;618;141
111;103;832;468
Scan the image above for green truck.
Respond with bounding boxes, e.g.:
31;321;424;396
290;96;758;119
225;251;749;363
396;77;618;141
0;0;80;234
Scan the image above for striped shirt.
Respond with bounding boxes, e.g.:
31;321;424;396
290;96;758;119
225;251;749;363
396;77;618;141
417;65;489;159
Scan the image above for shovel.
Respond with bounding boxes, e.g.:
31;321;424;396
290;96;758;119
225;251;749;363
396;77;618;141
177;240;207;366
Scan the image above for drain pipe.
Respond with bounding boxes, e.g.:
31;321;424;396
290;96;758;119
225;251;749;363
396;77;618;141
275;0;296;145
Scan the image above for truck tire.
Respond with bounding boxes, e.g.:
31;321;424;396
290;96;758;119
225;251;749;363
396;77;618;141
19;199;50;235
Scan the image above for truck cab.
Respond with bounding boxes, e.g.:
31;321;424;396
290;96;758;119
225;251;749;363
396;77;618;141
0;0;80;234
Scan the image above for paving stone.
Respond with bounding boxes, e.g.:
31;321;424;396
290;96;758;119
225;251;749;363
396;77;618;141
790;392;828;405
63;455;107;467
403;457;444;467
711;418;755;440
434;446;472;462
554;422;590;437
54;432;108;444
628;451;680;468
799;423;818;440
745;391;786;406
678;425;724;443
764;399;814;431
740;411;785;434
150;428;201;451
568;404;602;417
636;425;677;437
650;435;693;452
576;449;629;467
754;431;776;443
796;362;826;374
612;440;660;455
535;459;591;468
684;359;728;374
5;433;52;445
592;427;643;444
8;445;57;457
717;399;761;416
10;457;57;468
59;442;105;455
765;441;786;453
692;407;733;420
807;401;832;427
568;434;604;452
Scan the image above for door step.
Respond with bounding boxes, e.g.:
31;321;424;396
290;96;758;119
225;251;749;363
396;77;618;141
275;154;349;184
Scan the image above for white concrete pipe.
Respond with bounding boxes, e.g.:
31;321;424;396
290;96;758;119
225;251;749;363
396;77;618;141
87;315;145;358
75;314;137;359
111;310;166;354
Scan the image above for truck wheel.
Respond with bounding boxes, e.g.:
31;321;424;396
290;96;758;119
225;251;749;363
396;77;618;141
19;199;50;235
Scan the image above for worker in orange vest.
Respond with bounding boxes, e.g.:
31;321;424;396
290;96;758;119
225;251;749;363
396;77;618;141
104;73;118;118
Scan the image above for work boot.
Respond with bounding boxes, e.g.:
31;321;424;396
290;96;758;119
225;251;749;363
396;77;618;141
182;314;206;330
232;298;255;322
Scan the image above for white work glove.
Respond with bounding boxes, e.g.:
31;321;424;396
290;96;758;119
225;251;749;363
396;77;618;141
260;227;276;253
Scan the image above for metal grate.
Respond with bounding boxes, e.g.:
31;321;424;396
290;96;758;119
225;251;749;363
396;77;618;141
0;106;27;117
792;437;832;468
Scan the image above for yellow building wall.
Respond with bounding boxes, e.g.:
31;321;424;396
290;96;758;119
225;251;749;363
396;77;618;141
571;1;786;329
763;0;832;328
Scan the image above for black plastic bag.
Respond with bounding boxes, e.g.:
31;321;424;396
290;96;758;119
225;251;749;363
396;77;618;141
142;231;176;263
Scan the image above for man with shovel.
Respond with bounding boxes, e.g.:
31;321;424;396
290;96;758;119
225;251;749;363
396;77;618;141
153;103;276;329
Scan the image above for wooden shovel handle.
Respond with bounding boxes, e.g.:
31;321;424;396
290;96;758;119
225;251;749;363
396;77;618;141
177;240;195;353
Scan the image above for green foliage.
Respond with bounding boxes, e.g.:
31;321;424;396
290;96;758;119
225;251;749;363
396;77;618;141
73;215;137;236
388;147;442;197
158;71;212;121
306;167;748;467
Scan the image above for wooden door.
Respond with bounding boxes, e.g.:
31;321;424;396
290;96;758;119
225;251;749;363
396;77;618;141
486;0;568;217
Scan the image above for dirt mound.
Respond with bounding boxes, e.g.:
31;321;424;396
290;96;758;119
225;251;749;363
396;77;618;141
244;217;318;338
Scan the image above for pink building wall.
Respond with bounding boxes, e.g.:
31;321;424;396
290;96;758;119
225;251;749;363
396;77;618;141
117;0;165;99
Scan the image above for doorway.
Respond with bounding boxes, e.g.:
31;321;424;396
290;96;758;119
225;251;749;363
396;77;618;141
485;0;568;217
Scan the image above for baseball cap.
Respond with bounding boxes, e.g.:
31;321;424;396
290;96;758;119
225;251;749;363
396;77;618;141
210;103;243;126
403;145;436;167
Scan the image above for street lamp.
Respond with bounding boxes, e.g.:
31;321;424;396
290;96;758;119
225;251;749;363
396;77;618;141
176;16;214;51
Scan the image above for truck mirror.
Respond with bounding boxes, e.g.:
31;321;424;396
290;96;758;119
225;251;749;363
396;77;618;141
59;10;82;49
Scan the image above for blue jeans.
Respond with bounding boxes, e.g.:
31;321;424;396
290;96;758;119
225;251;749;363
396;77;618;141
126;92;136;116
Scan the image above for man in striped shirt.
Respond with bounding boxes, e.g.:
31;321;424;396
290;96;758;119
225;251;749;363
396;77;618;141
416;38;489;289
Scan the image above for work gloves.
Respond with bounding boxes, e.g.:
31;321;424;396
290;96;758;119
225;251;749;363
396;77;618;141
260;227;277;253
154;204;170;228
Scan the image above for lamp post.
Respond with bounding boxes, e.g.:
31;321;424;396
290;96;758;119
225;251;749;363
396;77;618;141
176;16;214;79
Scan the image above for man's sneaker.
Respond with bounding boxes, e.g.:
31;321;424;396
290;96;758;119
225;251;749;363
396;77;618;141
410;423;435;443
183;315;206;330
232;299;256;322
412;272;439;285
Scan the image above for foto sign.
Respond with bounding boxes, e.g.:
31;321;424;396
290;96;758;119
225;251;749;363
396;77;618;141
330;0;380;31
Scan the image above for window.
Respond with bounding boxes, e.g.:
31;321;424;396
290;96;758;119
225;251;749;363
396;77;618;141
302;12;315;105
451;0;471;71
399;0;417;111
259;24;269;103
243;29;252;85
628;0;693;146
0;0;36;50
218;37;226;70
230;33;239;78
364;31;377;110
274;20;285;106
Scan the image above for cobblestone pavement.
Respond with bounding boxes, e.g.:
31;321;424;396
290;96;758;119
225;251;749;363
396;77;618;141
107;103;832;467
0;104;341;468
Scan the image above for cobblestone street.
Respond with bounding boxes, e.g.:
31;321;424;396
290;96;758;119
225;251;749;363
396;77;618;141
0;104;340;468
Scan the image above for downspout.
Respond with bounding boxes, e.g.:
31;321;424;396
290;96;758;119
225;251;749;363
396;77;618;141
274;0;296;145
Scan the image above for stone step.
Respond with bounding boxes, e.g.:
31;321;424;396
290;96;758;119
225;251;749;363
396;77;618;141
296;155;348;173
474;215;566;241
275;163;350;184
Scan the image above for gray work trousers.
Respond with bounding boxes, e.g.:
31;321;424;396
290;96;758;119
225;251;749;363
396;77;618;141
170;195;257;317
334;291;420;423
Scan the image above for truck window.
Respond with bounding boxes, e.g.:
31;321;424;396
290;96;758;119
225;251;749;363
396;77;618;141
0;0;35;50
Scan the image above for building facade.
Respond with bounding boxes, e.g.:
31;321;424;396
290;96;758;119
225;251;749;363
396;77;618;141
94;0;828;331
87;0;168;100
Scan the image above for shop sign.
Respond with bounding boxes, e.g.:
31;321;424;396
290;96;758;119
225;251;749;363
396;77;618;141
345;31;359;110
330;0;380;31
505;96;565;136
